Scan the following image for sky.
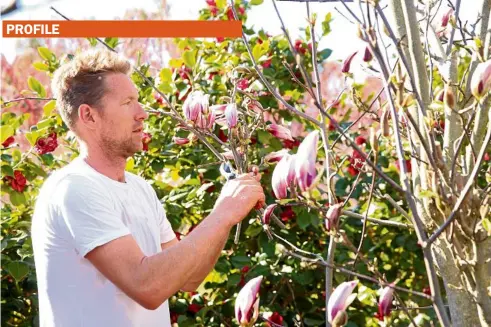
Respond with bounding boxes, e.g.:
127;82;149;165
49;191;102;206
0;0;484;65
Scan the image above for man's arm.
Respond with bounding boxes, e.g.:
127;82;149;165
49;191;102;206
161;237;224;292
86;174;264;310
87;210;232;310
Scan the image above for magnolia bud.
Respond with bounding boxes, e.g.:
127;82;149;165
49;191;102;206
262;204;277;226
325;203;343;231
172;136;190;145
369;127;378;152
362;46;373;62
470;59;491;99
295;131;319;192
266;124;294;141
327;280;358;325
225;103;238;128
341;52;358;73
444;85;455;109
235;276;263;327
380;108;390;137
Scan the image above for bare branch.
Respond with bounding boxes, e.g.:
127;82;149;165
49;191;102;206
425;115;491;247
446;0;462;55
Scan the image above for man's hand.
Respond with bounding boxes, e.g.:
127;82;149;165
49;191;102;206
212;172;265;227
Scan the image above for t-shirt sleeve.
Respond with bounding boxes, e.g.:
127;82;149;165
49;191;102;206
55;175;131;257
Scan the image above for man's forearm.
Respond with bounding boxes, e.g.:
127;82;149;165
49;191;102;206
137;211;232;308
182;239;227;290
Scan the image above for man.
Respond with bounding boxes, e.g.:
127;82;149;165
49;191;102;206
31;49;265;327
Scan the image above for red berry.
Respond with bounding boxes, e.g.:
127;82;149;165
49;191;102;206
423;286;431;296
280;206;296;222
267;312;284;326
347;165;359;177
6;170;27;192
355;136;367;145
484;153;490;161
2;136;15;148
237;78;249;90
187;303;202;314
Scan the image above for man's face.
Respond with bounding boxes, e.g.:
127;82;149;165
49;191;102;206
96;73;148;158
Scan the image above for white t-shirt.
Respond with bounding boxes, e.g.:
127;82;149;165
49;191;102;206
31;157;176;327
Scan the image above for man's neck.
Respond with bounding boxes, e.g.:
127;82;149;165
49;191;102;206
79;145;127;183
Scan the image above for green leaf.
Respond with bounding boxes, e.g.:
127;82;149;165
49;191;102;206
322;12;332;36
417;190;439;200
10;191;26;207
482;218;491;235
317;48;333;62
215;0;226;9
86;38;98;47
37;118;53;130
169;58;184;68
6;261;29;282
252;43;262;61
104;37;119;49
292;270;314;285
158;83;173;94
37;47;55;62
230;255;251;268
182;50;197;68
304;317;325;326
159;68;173;83
297;210;311;230
33;62;49;71
1;164;14;177
28;77;47;98
244;223;263;237
250;0;263;5
0;125;14;143
43;100;56;117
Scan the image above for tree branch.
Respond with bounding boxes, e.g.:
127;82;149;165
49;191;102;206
425;114;491;247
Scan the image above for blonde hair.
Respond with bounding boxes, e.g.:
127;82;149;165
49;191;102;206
51;49;132;129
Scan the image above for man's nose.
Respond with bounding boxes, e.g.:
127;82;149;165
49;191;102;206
137;102;149;121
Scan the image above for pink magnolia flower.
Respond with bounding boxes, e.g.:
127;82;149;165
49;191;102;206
262;204;277;225
183;91;209;123
325;203;343;231
173;137;190;145
244;98;263;114
225;103;238;128
235;276;263;327
266;124;294;141
342;51;358;73
327;280;359;324
362;46;373;62
471;59;491;99
441;8;454;27
294;131;319;192
375;283;395;321
285;154;297;188
264;149;290;163
210;104;227;115
195;106;216;129
272;154;291;199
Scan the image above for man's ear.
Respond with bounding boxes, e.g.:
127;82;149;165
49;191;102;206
78;104;99;130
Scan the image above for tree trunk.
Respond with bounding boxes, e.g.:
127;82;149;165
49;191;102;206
432;239;483;327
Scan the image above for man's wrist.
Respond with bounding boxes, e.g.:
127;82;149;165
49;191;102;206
208;209;234;231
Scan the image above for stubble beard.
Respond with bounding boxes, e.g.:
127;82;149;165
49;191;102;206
100;131;141;160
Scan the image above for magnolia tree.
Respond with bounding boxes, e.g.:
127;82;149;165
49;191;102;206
1;0;491;326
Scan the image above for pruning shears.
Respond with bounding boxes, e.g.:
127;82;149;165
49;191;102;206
220;161;237;181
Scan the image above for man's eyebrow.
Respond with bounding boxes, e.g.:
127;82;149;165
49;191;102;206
123;95;138;101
